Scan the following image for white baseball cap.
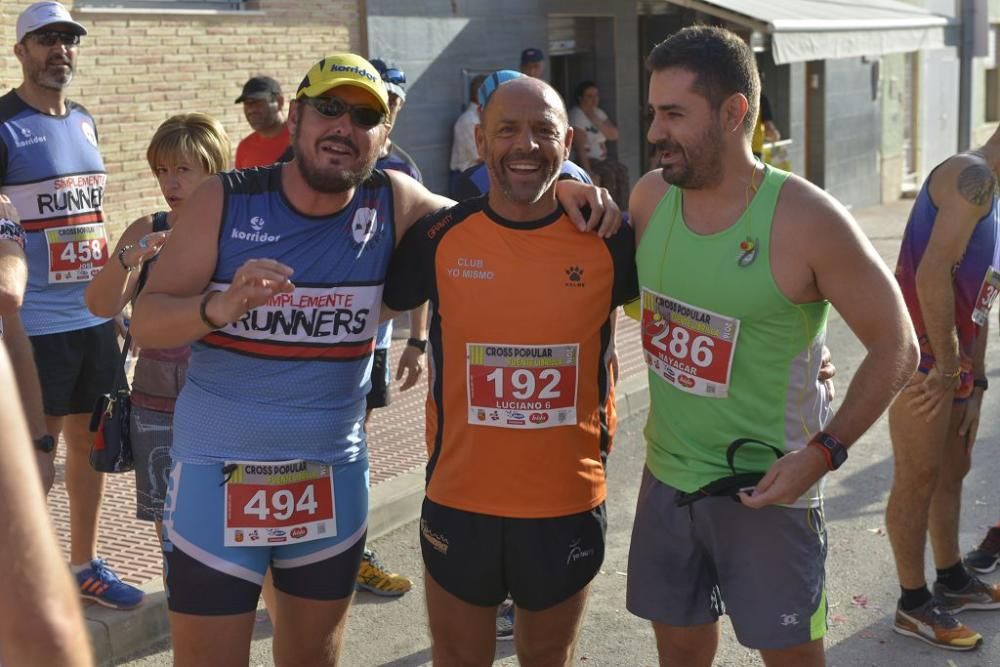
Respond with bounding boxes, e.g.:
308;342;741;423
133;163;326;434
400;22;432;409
16;1;88;42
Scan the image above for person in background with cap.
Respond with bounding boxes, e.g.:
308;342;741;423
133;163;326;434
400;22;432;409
1;1;144;610
354;56;423;600
234;75;289;169
449;73;486;196
520;47;545;79
131;52;620;665
370;59;422;183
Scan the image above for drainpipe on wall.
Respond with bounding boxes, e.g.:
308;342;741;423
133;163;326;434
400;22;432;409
959;0;987;150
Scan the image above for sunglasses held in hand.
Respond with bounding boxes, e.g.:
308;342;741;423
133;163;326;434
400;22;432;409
299;96;386;129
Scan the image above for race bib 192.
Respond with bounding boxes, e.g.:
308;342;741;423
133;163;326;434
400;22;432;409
45;222;108;283
641;288;740;398
467;343;579;429
223;460;336;547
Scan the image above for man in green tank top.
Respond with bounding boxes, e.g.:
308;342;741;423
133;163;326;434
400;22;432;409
625;26;919;666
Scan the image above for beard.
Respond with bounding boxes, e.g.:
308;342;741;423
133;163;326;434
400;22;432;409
293;132;376;194
30;55;74;91
657;123;725;190
487;149;560;206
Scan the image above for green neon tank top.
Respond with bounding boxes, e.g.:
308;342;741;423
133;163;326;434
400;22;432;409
636;166;831;506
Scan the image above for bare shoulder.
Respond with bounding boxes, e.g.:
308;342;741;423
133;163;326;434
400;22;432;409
630;169;671;242
774;172;854;238
385;169;454;244
930;152;996;210
771;173;876;299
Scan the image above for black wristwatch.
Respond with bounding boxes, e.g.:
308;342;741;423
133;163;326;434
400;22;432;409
808;431;848;471
407;338;427;353
33;434;55;453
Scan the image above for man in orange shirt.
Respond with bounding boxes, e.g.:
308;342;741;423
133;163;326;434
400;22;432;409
384;74;636;666
234;76;290;169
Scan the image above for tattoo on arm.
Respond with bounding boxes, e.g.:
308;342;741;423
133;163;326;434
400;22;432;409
957;164;997;207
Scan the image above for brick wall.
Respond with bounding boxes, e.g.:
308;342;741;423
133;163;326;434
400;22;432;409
0;0;362;240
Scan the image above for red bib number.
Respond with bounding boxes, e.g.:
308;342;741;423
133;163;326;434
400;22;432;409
972;266;1000;326
45;222;108;283
641;288;740;398
467;343;578;429
223;460;336;547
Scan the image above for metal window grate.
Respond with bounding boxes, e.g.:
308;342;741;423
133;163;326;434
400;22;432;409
76;0;245;10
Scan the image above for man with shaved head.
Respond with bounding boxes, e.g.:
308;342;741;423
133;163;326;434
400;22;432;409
384;75;637;665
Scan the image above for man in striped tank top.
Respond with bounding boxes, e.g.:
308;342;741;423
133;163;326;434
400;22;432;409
2;1;143;610
886;126;1000;651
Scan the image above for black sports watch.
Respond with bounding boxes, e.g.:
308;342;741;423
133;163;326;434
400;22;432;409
33;434;55;453
808;431;847;471
407;338;427;353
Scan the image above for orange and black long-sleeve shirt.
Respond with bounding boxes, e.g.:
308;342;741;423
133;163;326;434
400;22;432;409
384;197;638;518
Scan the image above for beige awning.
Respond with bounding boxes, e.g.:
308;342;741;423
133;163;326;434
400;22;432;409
670;0;956;63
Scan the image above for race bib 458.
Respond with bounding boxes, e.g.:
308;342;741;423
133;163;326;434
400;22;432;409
45;222;108;283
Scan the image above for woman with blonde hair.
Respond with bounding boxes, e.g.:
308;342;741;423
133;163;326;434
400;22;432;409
86;112;230;541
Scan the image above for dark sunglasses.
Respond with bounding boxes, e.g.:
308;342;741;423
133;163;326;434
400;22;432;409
28;31;80;47
382;68;406;85
299;96;385;129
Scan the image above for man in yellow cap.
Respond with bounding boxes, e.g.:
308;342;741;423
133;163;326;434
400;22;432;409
131;53;620;665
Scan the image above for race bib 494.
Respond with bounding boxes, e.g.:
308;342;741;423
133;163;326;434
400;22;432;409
641;288;740;398
223;460;336;547
467;343;579;429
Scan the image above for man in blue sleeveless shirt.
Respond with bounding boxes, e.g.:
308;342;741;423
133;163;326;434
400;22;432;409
886;124;1000;651
1;1;142;610
132;53;619;665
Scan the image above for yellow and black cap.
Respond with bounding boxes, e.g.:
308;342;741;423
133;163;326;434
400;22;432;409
295;54;390;117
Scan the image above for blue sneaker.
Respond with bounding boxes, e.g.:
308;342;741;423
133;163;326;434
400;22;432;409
75;559;144;610
496;598;515;641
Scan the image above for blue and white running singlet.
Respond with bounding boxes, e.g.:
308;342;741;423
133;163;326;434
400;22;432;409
171;165;396;465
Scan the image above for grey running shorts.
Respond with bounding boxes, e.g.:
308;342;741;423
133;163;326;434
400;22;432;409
626;467;828;650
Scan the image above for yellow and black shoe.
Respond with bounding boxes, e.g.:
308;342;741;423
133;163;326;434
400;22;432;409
355;549;412;597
